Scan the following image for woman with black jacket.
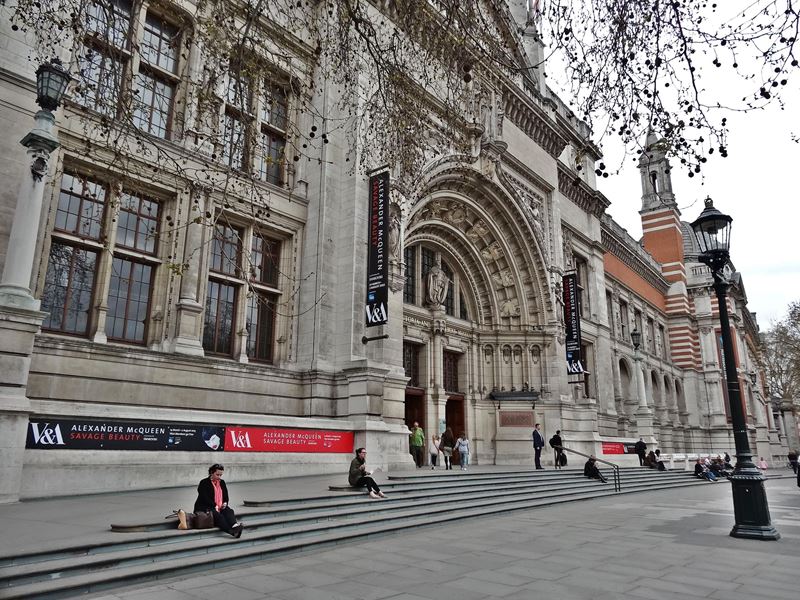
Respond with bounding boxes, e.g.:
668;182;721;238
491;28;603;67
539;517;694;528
195;464;243;538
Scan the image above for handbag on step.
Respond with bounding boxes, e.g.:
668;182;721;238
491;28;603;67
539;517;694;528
194;510;214;529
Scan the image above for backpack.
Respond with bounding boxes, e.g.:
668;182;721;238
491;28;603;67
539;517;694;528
548;436;557;448
559;453;568;467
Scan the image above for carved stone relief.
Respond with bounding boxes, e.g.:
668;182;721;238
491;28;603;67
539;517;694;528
500;298;521;318
492;269;514;288
481;241;503;263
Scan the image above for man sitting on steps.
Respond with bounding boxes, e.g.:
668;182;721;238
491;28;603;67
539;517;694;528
349;447;386;499
583;455;608;483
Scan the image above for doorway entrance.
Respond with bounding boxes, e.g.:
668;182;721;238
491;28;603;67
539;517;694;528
446;394;465;465
405;387;426;431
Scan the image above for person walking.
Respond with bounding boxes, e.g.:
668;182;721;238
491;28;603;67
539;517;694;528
194;464;243;538
440;427;455;470
549;430;564;469
409;421;425;468
429;434;441;470
349;448;386;499
455;432;470;470
634;437;647;466
532;423;545;469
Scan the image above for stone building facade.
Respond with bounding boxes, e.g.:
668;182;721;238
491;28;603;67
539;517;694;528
0;1;782;501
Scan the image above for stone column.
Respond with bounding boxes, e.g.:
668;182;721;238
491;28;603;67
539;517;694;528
171;185;208;355
0;109;61;503
0;111;59;310
634;353;654;441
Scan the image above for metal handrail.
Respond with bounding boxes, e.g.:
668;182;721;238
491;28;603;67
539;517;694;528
555;445;621;492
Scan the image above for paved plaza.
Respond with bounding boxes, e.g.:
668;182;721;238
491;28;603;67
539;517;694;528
82;476;799;600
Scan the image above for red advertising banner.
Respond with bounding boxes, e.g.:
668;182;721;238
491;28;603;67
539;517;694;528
602;442;625;455
224;427;354;453
601;441;638;455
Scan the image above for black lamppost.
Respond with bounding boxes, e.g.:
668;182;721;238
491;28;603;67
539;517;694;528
690;198;779;540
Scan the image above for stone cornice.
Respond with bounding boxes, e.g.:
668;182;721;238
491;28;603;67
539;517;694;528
504;88;568;159
557;163;611;217
601;225;669;294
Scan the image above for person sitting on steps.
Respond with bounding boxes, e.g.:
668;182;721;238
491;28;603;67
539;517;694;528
694;458;717;482
194;464;243;538
349;447;386;499
583;455;607;483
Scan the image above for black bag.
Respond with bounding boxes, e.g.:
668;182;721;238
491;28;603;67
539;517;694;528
559;453;568;467
193;510;214;529
548;436;556;448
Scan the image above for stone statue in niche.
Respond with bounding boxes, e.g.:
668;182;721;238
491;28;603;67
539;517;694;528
427;256;450;306
388;207;401;263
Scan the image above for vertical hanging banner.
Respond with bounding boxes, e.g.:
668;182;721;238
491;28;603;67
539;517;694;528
563;273;584;374
365;170;390;327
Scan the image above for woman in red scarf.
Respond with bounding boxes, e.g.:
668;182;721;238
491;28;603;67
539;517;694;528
194;464;243;538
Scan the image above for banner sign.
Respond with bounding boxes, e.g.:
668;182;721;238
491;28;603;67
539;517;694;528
365;170;390;327
224;426;355;453
562;273;584;374
26;419;224;451
601;441;639;455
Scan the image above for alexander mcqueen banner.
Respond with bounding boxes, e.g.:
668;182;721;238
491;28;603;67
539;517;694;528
224;426;355;453
26;419;224;451
365;170;390;327
562;273;584;375
601;442;639;455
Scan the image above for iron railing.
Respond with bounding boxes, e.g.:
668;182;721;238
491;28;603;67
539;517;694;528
555;445;621;492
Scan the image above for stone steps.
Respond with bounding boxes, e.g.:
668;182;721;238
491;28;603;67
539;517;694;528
0;470;705;599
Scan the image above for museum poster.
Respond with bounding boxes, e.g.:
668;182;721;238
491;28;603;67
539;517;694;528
224;426;355;453
601;441;639;455
563;273;584;374
25;419;225;451
365;170;390;327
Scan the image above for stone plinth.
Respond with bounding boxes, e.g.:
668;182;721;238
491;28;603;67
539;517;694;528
0;305;43;503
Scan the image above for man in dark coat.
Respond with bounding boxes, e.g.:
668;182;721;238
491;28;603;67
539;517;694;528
532;423;545;469
634;437;647;466
195;464;242;537
584;455;607;483
549;430;564;469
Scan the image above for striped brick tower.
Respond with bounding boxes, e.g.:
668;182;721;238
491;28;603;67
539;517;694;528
638;131;699;372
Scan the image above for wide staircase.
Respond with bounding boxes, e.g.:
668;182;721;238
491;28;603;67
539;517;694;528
0;467;711;599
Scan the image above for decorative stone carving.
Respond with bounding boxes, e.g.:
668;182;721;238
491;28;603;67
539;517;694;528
499;298;521;318
426;256;450;306
443;202;468;226
492;269;514;288
530;345;541;364
562;228;575;269
466;220;488;242
388;205;401;263
481;241;503;263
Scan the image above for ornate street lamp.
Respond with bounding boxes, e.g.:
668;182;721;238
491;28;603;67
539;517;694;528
630;328;642;351
690;198;779;540
35;58;72;111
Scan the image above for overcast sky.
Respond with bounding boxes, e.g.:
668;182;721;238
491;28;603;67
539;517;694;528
596;99;799;328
